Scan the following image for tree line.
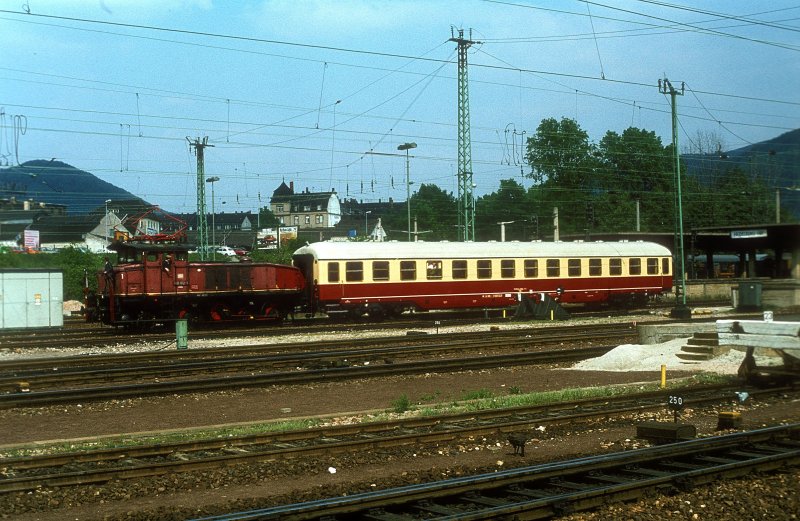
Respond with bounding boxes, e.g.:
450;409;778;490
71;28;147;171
375;117;781;242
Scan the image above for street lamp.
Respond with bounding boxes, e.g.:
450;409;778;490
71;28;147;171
397;142;417;242
497;220;522;242
365;210;372;239
206;176;220;260
104;199;112;249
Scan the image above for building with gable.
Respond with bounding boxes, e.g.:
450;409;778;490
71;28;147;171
270;181;341;229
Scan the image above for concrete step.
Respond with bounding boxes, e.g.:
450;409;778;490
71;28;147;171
685;337;720;347
677;352;713;361
679;332;729;361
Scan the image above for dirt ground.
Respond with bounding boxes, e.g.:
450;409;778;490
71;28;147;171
2;365;685;445
2;364;799;520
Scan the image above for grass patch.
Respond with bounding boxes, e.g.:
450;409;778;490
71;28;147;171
391;394;412;413
462;388;493;400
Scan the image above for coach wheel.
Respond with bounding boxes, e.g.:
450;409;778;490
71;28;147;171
367;304;385;321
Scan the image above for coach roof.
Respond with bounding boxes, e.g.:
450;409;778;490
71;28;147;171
293;240;671;261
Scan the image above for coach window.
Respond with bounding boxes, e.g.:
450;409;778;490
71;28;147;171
501;259;515;278
662;258;670;275
609;258;622;276
400;260;416;281
345;261;363;282
426;260;443;280
477;259;492;279
589;258;602;276
452;259;468;279
546;259;560;277
568;258;581;277
373;261;390;281
524;259;538;278
328;262;340;283
647;258;659;275
629;258;642;275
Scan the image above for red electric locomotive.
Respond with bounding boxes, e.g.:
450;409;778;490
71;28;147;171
86;238;305;327
292;240;673;318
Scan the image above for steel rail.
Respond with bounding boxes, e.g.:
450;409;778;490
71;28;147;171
185;423;800;521
0;322;635;373
0;330;634;392
0;385;790;495
0;344;615;408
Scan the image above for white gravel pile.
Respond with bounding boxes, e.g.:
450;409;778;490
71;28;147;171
570;337;782;375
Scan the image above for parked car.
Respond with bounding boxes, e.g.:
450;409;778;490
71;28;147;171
215;246;238;257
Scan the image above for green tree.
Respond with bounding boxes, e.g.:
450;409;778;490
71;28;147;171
409;183;458;241
525;117;594;187
475;179;530;241
257;206;280;228
596;127;674;232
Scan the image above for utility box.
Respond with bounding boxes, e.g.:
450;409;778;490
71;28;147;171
737;281;762;311
0;269;64;329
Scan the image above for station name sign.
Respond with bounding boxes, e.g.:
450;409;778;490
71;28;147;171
730;229;767;239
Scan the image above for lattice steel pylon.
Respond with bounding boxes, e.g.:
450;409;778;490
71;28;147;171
188;136;213;260
450;28;478;242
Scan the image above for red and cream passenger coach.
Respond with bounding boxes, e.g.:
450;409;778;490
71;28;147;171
292;240;673;318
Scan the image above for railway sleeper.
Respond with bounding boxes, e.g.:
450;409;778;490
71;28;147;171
413;500;463;516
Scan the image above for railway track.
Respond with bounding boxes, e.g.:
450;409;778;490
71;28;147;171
0;384;790;495
0;301;739;351
188;422;800;521
0;342;621;408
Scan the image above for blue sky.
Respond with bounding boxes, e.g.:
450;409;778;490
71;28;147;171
1;0;798;214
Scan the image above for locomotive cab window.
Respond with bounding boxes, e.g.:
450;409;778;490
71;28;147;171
629;258;642;275
524;259;538;278
452;260;468;279
146;253;158;263
477;260;492;279
328;262;340;283
372;261;390;281
175;252;188;262
400;261;416;281
500;259;515;278
568;259;581;277
589;258;602;276
426;260;443;280
609;258;622;276
345;261;364;282
647;258;659;275
546;259;560;277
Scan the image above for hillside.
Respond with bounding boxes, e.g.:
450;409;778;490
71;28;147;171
0;160;148;214
678;129;799;220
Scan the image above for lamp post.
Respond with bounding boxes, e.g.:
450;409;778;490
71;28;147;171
104;199;112;249
397;142;417;242
497;220;523;242
365;210;372;239
206;176;220;260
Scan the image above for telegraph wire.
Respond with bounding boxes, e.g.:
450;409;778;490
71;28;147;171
3;11;798;103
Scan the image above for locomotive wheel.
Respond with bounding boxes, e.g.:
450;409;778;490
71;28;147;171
177;308;199;325
260;304;284;322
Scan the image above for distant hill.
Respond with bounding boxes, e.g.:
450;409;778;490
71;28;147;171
0;160;149;214
682;128;800;219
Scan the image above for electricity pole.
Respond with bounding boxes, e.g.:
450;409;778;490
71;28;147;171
659;78;689;319
450;28;479;242
188;136;213;260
